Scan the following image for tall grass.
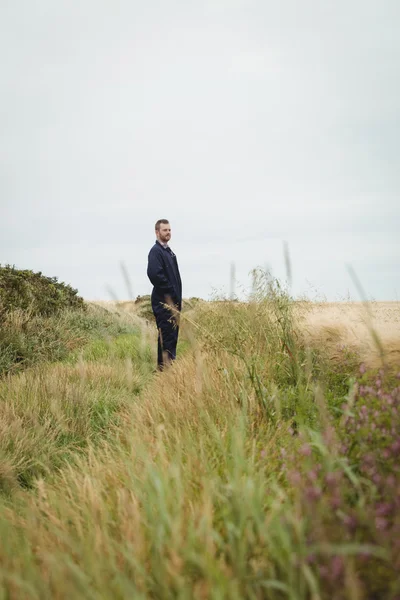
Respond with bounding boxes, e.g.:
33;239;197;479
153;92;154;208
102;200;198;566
0;307;154;494
0;274;399;599
0;303;143;377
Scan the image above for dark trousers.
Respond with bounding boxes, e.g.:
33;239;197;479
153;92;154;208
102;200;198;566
153;304;180;370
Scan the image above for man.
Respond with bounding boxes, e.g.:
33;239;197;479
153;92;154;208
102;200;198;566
147;219;182;370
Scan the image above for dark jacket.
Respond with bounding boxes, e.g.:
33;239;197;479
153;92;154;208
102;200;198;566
147;241;182;310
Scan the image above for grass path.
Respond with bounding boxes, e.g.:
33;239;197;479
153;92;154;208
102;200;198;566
0;330;155;496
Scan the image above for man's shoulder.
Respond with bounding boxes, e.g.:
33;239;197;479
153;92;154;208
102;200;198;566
148;242;162;257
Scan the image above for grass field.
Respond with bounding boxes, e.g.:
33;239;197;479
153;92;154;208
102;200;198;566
1;285;399;599
301;301;400;369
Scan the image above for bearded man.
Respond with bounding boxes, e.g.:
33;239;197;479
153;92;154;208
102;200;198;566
147;219;182;370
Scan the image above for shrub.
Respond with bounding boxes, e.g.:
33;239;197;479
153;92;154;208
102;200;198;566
0;265;85;321
134;295;154;320
273;369;400;598
0;304;140;377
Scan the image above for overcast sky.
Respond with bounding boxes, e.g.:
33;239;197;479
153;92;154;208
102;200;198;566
1;0;399;301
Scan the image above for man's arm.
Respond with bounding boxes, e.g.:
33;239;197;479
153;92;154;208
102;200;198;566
147;249;177;300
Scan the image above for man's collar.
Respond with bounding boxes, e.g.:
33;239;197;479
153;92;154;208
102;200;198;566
156;240;169;249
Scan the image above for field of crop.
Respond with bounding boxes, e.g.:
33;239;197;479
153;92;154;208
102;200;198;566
1;278;399;599
301;302;400;369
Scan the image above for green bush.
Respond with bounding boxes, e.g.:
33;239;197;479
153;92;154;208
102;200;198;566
134;295;154;320
0;265;91;376
0;265;85;320
0;304;140;377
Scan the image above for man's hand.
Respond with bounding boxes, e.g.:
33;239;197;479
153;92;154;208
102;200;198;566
165;294;174;308
165;295;180;326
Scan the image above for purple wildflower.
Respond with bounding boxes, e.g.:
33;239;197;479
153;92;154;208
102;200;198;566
300;443;312;457
375;517;388;531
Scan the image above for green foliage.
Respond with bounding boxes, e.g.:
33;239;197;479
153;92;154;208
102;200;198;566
192;268;349;428
130;295;205;322
73;333;154;368
0;303;140;377
0;329;153;494
135;294;154;320
0;264;85;320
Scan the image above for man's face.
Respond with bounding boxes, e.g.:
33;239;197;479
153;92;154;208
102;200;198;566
157;223;171;243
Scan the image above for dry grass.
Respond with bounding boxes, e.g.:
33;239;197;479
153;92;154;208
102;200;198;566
101;299;400;367
1;292;399;599
300;301;400;368
103;296;400;369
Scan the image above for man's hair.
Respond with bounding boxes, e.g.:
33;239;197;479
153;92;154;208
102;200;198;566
155;219;169;231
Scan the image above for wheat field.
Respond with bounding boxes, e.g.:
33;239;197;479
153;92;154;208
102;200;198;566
300;301;400;368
